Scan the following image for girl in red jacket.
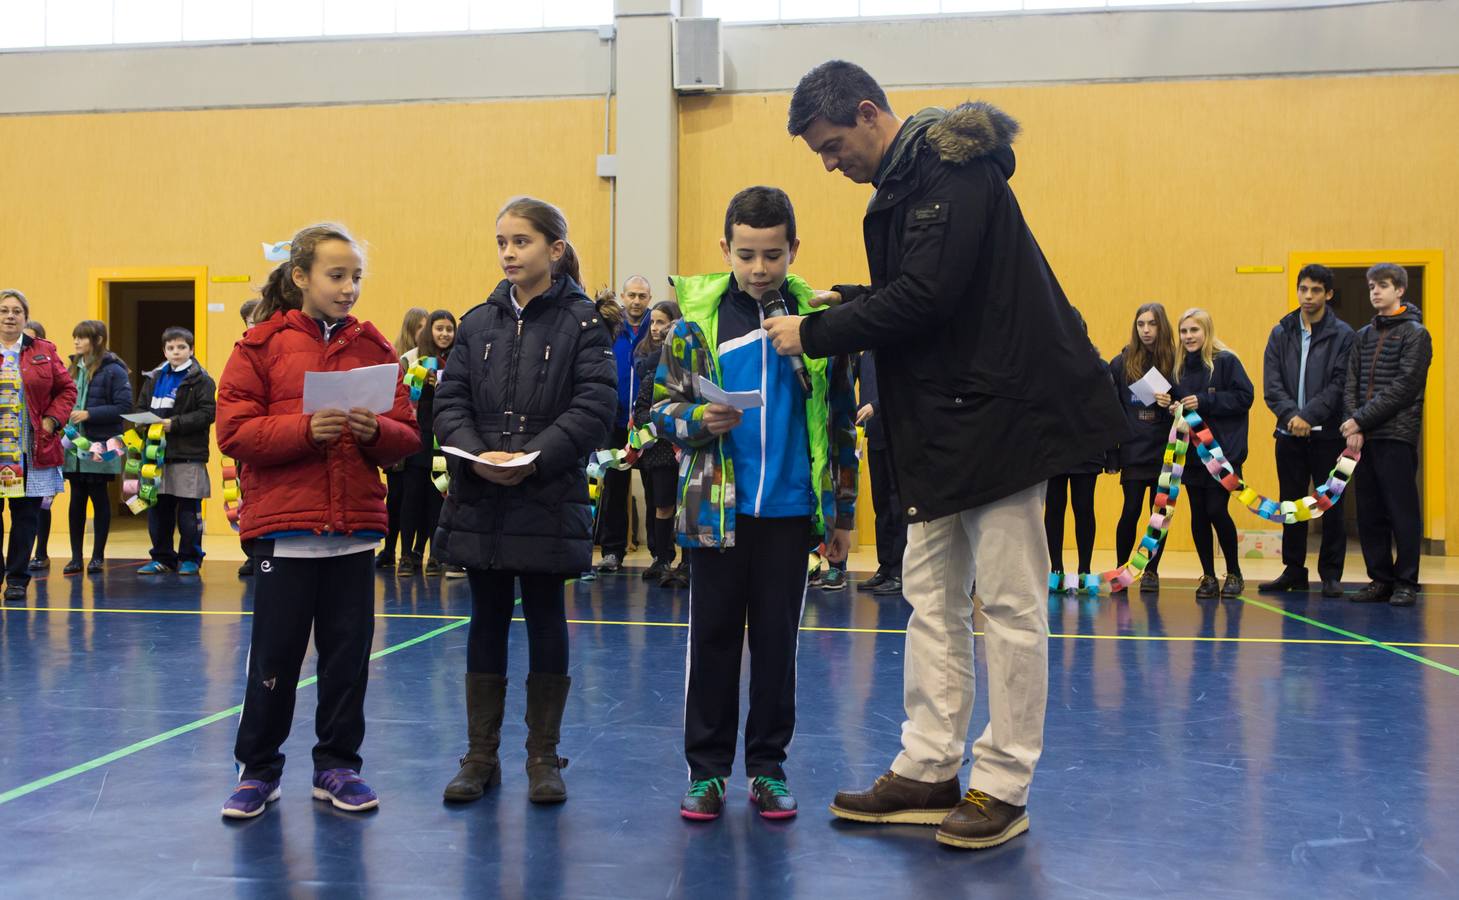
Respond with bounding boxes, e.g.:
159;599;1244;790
215;223;420;820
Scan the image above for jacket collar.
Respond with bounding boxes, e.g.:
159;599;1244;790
486;275;587;318
871;102;1020;205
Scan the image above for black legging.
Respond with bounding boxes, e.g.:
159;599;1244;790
1186;478;1242;578
465;570;569;676
1045;474;1097;574
1115;480;1167;575
381;468;404;558
399;466;444;562
66;472;113;563
34;506;51;559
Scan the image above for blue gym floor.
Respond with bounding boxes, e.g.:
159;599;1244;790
2;563;1457;898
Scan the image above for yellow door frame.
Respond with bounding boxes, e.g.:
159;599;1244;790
89;266;210;371
1287;250;1446;549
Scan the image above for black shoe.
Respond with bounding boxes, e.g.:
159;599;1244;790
237;559;254;577
374;551;395;570
935;789;1029;850
871;575;903;597
1258;568;1308;593
1195;575;1219;599
444;565;468;579
680;777;727;821
1139;571;1160;593
1390;586;1418;607
1350;581;1393;603
63;559;83;576
1220;573;1245;599
424;558;445;577
596;554;621;573
28;556;48;571
1321;578;1343;598
87;559;104;574
748;776;797;819
857;570;889;592
829;771;961;825
397;556;420;576
643;560;667;582
3;584;25;603
661;563;690;590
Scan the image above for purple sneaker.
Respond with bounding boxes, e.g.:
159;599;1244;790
221;779;281;819
312;768;379;812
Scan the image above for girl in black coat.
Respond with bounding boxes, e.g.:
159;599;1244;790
433;198;616;806
398;309;456;577
63;319;133;574
631;301;684;587
1171;308;1254;599
1109;303;1178;593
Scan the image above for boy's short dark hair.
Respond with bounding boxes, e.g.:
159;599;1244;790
1367;263;1408;291
787;60;892;137
724;186;797;246
239;298;260;324
1296;263;1334;293
162;326;195;348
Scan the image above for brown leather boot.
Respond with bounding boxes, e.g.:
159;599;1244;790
442;673;506;802
935;788;1029;850
829;770;960;824
524;673;571;804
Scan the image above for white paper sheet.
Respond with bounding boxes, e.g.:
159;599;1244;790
442;446;541;469
695;374;763;410
121;412;166;424
1129;367;1173;407
302;363;399;414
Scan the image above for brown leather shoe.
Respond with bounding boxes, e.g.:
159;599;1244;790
829;771;960;825
935;788;1029;850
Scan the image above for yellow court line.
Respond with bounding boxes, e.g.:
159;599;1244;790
9;605;1459;650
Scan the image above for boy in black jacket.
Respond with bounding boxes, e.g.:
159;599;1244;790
1341;263;1432;607
136;327;217;575
1259;264;1355;597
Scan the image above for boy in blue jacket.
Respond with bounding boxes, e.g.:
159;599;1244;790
653;186;857;822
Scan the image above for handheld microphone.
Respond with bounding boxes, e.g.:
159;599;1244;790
759;288;813;398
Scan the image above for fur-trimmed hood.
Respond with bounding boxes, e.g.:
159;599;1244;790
877;102;1020;187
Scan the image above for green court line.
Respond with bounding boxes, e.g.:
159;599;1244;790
1239;595;1459;677
0;618;469;807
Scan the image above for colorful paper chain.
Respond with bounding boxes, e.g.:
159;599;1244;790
432;437;449;497
1064;403;1362;596
585;424;658;481
0;369;23;499
221;456;243;531
61;423;126;465
121;423;166;514
404;357;438;403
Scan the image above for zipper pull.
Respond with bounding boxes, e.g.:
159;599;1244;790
483;342;492;362
544;345;551;363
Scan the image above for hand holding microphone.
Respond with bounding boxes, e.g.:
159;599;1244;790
759;288;812;397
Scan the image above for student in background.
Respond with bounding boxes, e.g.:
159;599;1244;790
379;307;429;570
1171;308;1253;600
1259;264;1354;598
0;292;75;601
22;319;60;572
63;319;132;575
1108;304;1176;593
434;198;615;805
1342;263;1432;608
854;350;905;597
596;277;652;572
217;223;420;819
398;309;457;577
136;327;217;576
632;299;686;588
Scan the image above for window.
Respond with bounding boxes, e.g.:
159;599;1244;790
701;0;1382;21
0;0;613;50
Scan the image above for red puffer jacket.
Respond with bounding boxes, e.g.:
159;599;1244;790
18;336;78;469
217;310;421;541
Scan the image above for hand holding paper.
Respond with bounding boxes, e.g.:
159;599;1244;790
695;375;762;410
302;363;399;415
1129;367;1173;408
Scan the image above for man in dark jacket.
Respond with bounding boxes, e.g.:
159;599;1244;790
768;60;1123;851
595;277;652;571
1342;263;1431;608
1259;264;1355;598
853;350;904;595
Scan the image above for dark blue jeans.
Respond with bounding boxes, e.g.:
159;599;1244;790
148;494;203;566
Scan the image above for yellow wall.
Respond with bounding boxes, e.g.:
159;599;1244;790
0;98;613;538
679;73;1459;556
